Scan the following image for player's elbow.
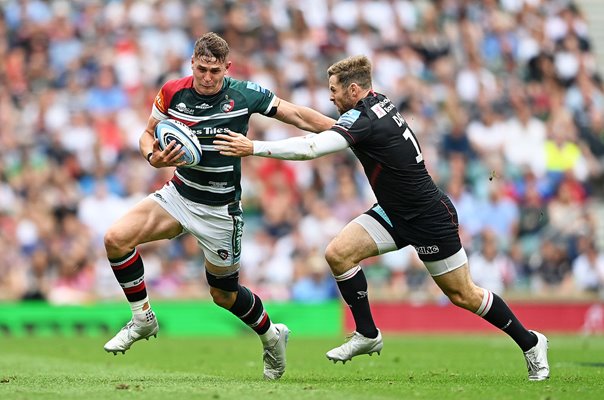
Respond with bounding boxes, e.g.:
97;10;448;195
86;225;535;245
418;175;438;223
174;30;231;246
300;149;319;160
299;135;321;160
288;152;317;161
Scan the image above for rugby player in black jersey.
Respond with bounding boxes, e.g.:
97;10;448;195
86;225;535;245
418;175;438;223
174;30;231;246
102;32;335;381
215;55;550;381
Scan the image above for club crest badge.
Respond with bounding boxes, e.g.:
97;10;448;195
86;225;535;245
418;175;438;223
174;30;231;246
220;98;235;113
217;249;229;260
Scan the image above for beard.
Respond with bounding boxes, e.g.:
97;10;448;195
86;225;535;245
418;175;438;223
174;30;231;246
336;95;355;115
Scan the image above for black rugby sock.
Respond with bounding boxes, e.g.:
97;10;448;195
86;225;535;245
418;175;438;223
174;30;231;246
476;289;538;352
334;265;379;339
109;249;147;303
229;285;271;335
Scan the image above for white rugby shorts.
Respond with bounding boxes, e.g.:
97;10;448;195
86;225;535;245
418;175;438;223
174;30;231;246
149;182;243;270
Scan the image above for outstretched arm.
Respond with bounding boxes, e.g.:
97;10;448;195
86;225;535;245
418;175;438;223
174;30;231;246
272;98;336;133
214;130;349;160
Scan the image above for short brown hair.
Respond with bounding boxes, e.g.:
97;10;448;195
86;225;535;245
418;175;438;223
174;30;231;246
327;55;372;89
193;32;230;63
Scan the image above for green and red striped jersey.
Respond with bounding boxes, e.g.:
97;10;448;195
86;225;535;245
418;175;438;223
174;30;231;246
152;76;277;205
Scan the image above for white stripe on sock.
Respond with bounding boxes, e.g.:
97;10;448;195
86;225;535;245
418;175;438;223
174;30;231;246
120;275;145;289
333;265;362;282
476;288;493;317
110;249;138;267
249;310;266;328
241;294;256;319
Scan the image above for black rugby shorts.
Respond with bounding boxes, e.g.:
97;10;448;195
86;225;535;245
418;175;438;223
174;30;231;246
366;196;463;262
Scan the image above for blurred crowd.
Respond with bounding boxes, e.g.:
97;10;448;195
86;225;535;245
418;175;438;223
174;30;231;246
1;0;604;305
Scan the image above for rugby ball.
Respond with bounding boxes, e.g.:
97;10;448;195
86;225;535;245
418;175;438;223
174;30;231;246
154;119;202;167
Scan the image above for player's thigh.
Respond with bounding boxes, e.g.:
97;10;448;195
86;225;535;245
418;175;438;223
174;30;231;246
106;197;183;247
431;263;474;294
326;218;382;267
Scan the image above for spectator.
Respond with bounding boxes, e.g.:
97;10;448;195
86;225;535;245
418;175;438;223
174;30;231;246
441;112;475;161
446;177;483;245
516;181;549;257
469;229;517;294
85;66;128;116
571;236;604;293
530;238;573;294
503;97;547;178
547;174;590;253
479;180;520;248
466;103;507;170
291;252;338;303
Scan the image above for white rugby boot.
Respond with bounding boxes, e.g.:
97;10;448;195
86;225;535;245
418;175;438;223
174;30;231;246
104;311;159;355
326;330;383;364
524;330;550;381
263;323;290;380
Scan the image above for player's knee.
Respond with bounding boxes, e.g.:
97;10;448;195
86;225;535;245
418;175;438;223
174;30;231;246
209;287;236;308
104;228;128;255
445;289;475;310
325;243;347;271
325;244;363;276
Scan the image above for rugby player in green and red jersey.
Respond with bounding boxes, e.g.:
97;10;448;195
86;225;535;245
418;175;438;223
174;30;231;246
102;32;335;381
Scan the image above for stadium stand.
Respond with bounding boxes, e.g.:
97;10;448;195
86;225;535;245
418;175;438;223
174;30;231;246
1;0;603;306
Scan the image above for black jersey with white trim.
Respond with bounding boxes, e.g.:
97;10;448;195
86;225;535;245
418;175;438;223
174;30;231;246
331;92;444;220
152;76;277;205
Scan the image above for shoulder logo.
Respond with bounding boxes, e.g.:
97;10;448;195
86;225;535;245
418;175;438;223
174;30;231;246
370;104;387;119
336;109;361;129
220;98;235;113
246;81;268;95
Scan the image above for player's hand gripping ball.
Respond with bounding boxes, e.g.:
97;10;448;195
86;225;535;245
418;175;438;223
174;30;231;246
154;119;202;167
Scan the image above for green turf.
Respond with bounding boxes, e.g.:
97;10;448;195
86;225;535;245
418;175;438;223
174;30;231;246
0;334;602;400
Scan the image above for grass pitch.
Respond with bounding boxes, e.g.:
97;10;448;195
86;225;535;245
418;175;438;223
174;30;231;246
0;334;602;400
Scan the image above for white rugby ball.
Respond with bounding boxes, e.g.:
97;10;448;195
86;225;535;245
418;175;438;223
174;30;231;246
154;119;202;167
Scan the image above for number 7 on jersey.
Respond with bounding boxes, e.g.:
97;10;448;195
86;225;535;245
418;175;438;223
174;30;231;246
393;112;423;163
